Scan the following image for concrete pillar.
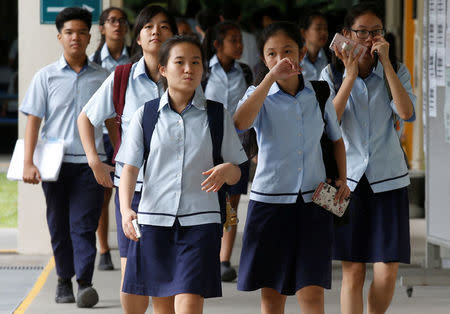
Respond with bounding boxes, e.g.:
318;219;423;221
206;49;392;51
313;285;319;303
411;0;425;170
385;0;403;58
17;0;112;254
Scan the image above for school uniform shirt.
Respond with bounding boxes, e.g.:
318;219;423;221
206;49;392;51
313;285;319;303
20;55;109;163
82;56;164;191
320;61;416;193
115;89;248;227
89;43;130;73
237;80;342;204
300;48;328;82
204;55;247;116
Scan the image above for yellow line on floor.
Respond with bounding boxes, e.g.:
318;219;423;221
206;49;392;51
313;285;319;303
13;257;55;314
0;249;17;254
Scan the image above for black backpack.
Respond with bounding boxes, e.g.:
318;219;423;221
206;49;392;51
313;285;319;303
202;62;258;159
310;81;340;182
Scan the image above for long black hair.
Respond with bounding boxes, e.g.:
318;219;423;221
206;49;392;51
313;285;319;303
95;7;128;52
254;21;304;86
130;5;178;62
202;21;241;62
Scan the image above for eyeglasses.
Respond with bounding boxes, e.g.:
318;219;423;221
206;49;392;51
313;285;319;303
105;18;128;26
351;29;385;39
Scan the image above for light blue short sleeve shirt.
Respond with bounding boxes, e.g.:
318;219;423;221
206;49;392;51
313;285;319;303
82;57;164;191
115;89;248;227
89;43;130;73
204;55;247;116
20;55;109;163
236;80;342;204
319;61;417;192
300;48;329;82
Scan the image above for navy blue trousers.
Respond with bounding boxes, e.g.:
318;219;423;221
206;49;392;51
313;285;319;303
42;163;103;283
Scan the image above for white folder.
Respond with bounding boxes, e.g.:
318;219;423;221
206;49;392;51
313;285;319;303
7;139;64;182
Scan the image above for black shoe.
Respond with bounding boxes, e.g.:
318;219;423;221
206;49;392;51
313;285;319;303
98;250;114;271
76;282;99;308
221;261;237;282
55;278;75;303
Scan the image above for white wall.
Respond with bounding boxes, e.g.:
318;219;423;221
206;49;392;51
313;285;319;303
18;0;112;254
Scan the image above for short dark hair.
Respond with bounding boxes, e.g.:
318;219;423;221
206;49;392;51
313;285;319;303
55;7;92;33
203;21;240;61
195;8;219;32
159;35;205;71
299;11;327;30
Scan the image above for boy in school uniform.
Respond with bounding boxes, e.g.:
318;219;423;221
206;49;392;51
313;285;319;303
21;7;109;309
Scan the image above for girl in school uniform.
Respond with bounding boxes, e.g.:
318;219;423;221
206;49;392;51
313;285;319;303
203;21;253;282
299;11;330;81
89;6;130;272
77;5;177;313
117;35;247;314
320;3;416;314
234;22;350;313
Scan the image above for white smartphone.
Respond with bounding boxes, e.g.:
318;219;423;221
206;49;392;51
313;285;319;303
329;33;367;61
131;219;141;239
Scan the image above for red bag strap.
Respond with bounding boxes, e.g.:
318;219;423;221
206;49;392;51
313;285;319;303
112;63;132;163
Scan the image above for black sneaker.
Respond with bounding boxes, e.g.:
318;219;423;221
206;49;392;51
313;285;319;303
221;261;237;282
55;278;75;303
76;282;99;308
98;250;114;271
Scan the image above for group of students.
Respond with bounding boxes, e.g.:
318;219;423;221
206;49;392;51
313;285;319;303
21;2;416;314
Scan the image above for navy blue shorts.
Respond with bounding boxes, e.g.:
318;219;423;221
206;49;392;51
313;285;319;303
228;161;250;195
237;196;333;295
122;220;222;298
103;134;114;166
333;175;411;263
114;188;141;257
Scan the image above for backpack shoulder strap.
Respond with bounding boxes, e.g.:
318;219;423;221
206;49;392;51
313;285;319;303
327;63;343;95
206;100;227;225
310;80;331;122
92;48;102;65
142;98;161;164
201;66;212;91
206;100;224;166
111;63;133;162
238;62;254;87
113;63;133;116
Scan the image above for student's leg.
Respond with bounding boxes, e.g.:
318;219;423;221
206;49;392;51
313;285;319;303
153;296;175;314
68;164;103;286
367;262;399;314
295;286;324;314
42;178;75;281
120;292;150;314
340;261;366;314
97;187;112;254
261;288;287;314
120;257;149;313
220;194;240;262
175;293;204;314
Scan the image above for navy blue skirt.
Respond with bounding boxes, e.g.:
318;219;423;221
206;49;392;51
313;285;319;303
114;189;141;257
228;161;250;195
122;220;222;298
333;175;411;263
238;196;333;295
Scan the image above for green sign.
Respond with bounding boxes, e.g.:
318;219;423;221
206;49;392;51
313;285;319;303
41;0;102;24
